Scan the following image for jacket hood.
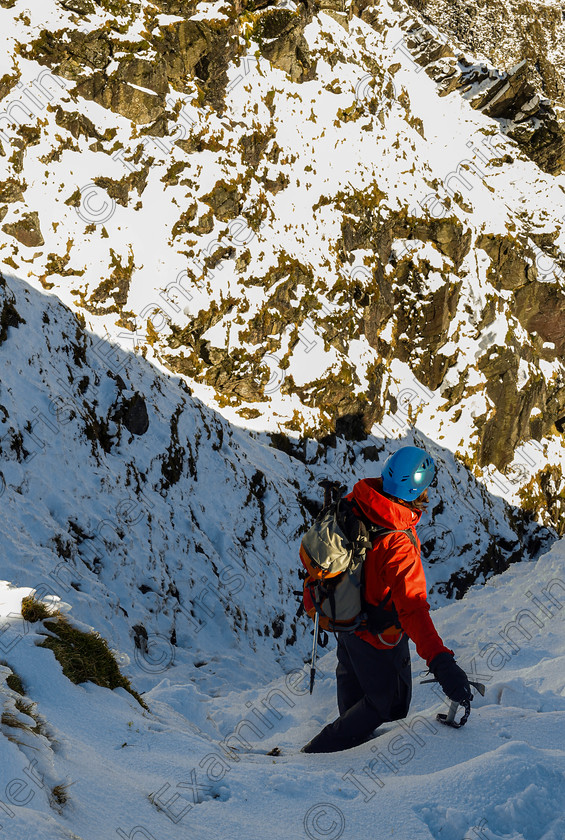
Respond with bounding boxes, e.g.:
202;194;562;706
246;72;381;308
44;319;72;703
350;476;423;530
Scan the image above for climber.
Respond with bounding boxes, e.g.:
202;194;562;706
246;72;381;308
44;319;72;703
300;445;472;753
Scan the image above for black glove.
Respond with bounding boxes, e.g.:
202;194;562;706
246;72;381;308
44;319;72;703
429;652;473;705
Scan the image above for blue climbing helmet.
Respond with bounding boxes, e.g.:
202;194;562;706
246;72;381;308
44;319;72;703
381;446;436;501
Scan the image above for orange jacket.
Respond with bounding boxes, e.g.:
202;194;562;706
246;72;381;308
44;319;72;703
345;477;453;666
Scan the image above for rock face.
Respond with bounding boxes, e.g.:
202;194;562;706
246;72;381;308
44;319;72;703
2;212;44;247
201;179;243;222
476;232;537;291
513;282;565;358
383;15;565;174
149;18;241;112
2;0;565;532
0;277;25;344
74;73;166;124
60;0;96;13
470;60;565;175
22;14;242;116
148;0;198;14
20;28;112;78
0;179;25;203
405;0;565;107
256;7;318;83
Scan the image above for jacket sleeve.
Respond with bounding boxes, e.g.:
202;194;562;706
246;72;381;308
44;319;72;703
376;533;453;666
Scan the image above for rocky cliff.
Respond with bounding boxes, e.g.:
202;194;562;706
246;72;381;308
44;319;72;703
1;0;564;534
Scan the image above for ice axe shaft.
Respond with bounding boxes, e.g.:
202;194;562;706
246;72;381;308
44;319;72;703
443;699;460;725
309;611;319;694
420;678;486;695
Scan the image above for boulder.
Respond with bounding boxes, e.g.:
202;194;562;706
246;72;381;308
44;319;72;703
113;393;150;436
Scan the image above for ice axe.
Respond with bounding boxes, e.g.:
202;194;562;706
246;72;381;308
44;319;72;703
308;479;345;694
420;677;486;728
317;479;346;516
309;611;319;695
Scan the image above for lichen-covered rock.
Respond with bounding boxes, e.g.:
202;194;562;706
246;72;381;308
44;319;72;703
372;9;565;174
547;383;565;435
473;60;534;118
0;179;25;203
0;71;19;100
404;0;565;116
82;249;135;315
148;0;197;14
289;359;386;441
21;28;112;78
512;280;565;356
114;56;169;96
255;8;297;40
150;18;240;112
507;111;565;176
404;22;455;67
92;168;150;207
518;465;565;537
171;203;198;238
151;20;210;88
393;214;472;271
470;60;565;174
54;106;114;142
393;268;462;389
73;73;166;124
238;127;276;167
201;179;242;222
476;232;537;290
238;254;316;346
2;212;44;247
257;7;318;83
60;0;96;13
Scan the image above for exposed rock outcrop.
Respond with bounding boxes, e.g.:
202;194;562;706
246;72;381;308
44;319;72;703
2;211;44;247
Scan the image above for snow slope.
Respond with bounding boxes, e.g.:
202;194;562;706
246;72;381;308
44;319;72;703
0;264;562;840
0;1;564;837
1;522;564;840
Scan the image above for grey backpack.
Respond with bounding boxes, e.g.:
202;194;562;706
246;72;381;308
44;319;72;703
299;495;417;634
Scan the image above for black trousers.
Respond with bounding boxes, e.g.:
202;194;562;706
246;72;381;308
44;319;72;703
304;632;412;753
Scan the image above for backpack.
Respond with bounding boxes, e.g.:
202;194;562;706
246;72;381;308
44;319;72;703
299;494;418;637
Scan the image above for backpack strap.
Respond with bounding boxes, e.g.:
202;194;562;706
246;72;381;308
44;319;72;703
349;500;418;550
360;524;419;634
367;524;418;550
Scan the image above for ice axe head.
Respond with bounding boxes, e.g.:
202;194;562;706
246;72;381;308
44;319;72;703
420;678;485;728
317;479;346;507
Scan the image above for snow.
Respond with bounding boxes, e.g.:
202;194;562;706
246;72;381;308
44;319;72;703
1;0;565;837
1;532;565;840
